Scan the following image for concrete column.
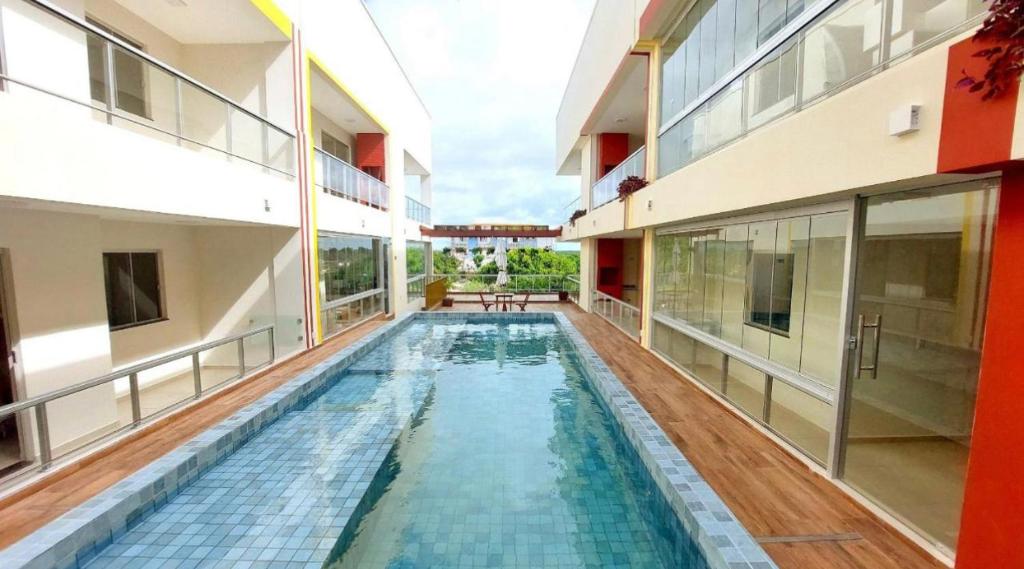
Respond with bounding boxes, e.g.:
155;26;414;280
639;229;655;348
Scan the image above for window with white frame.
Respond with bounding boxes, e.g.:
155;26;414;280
103;252;164;330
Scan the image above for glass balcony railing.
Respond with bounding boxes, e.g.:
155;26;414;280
314;149;390;211
591;146;646;210
658;0;986;179
406;195;431;225
0;0;295;177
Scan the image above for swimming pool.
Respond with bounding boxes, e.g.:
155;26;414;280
0;313;775;569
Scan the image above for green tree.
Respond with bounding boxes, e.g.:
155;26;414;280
433;250;459;274
479;248;579;276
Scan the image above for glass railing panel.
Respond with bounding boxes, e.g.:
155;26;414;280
179;81;228;156
315;149;389;210
591;146;646;210
230;108;265;166
657;0;984;179
800;0;884;102
2;1;295;176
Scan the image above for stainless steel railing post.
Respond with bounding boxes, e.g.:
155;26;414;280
268;327;276;364
35;403;52;469
129;372;142;426
237;337;246;378
192;353;202;398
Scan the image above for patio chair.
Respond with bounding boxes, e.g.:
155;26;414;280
478;292;494;312
514;293;530;312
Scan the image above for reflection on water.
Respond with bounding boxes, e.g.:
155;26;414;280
325;322;696;569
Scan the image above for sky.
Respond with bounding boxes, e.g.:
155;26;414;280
365;0;594;229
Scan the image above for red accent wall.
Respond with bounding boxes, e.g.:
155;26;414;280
598;133;629;177
956;170;1024;569
937;38;1019;174
596;238;624;299
356;133;386;181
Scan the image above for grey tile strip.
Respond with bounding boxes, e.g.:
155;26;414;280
547;311;780;569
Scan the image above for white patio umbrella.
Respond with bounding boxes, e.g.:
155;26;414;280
495;238;509;288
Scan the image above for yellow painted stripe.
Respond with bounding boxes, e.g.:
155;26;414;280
303;53;324;344
249;0;292;39
308;51;390;134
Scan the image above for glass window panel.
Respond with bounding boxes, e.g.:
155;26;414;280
658;122;683;178
768;217;810;370
693;341;727;393
130;253;162;323
724;357;766;419
758;0;788;45
745;41;799;129
721;224;749;344
703;230;727;336
800;0;883;102
686;234;707;324
769;380;832;462
103;253;133;328
318;233;381;302
683;10;702;106
715;0;738;80
706;80;744;149
888;0;986;58
654;321;698;371
661;22;688;124
86;33;109;105
735;0;759;63
112;46;148;119
699;0;719;92
799;212;847;385
743;221;775;357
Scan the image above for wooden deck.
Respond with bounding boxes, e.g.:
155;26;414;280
0;304;945;569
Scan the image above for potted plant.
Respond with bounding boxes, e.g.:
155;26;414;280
569;208;587;226
617;175;649;202
442;296;454;307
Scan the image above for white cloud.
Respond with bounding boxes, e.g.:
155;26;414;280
366;0;593;226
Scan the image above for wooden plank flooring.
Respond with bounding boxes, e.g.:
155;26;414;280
0;304;947;569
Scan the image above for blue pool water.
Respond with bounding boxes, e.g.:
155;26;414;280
84;320;706;569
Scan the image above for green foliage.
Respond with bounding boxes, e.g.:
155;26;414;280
473;253;484;267
433;250;459;274
479;248;580;276
406;242;426;276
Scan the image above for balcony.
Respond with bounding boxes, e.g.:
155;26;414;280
592;146;645;210
314;149;389;211
406;195;431;225
0;0;294;177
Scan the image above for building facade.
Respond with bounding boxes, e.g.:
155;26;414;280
557;0;1022;567
0;0;431;481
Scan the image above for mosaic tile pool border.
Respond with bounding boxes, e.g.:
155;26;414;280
0;311;776;569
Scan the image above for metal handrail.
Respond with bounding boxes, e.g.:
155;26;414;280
322;287;386;310
591;146;646;210
26;0;294;138
0;325;275;470
592;290;640;340
314;149;389;210
438;274;574;293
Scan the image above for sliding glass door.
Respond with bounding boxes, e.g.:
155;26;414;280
840;181;997;553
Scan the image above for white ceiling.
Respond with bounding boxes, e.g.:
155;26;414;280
584;54;648;138
111;0;287;44
310;65;384;135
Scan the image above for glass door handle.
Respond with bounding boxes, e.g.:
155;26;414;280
854;314;883;379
